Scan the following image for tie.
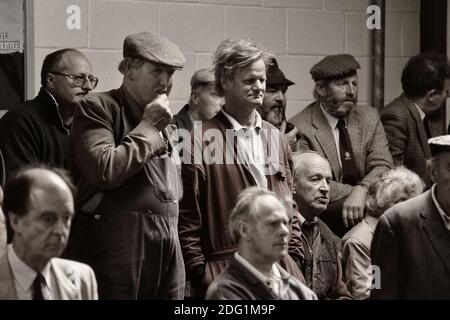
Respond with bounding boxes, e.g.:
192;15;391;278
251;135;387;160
32;273;45;300
423;115;432;139
336;119;359;185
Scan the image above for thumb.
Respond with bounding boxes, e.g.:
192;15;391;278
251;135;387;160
280;120;287;134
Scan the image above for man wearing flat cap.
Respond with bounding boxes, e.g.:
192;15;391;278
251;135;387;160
172;67;224;133
256;57;300;151
290;54;393;237
68;31;186;299
371;135;450;299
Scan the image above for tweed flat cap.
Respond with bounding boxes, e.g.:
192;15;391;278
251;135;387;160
190;68;215;90
123;31;185;69
267;58;295;86
310;54;360;81
429;135;450;156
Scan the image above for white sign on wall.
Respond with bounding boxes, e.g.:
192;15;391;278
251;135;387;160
0;0;24;53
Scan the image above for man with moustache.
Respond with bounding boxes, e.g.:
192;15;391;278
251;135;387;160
179;38;304;299
0;49;96;178
256;57;299;151
206;187;316;300
0;167;97;300
292;152;351;299
69;32;186;299
290;54;392;237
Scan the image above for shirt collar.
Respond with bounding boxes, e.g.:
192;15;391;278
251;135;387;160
297;211;318;228
431;184;450;228
221;109;263;132
414;103;426;121
320;103;341;129
234;252;278;285
7;244;52;293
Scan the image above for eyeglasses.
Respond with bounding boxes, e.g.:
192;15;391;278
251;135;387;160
50;71;99;89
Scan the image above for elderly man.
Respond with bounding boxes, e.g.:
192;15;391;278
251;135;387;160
0;49;96;178
206;187;316;300
172;67;223;132
371;135;450;299
0;167;97;300
381;52;450;188
342;167;424;299
292;151;351;300
256;57;299;151
69;31;185;299
179;38;304;299
290;54;393;237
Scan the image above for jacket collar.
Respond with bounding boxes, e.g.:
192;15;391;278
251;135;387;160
37;88;70;134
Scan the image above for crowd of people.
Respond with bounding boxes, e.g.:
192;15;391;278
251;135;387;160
0;30;450;300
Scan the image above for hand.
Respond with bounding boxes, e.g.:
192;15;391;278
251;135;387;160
143;94;172;131
342;185;368;228
284;126;300;152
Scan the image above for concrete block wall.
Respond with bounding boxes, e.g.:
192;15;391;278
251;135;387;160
32;0;420;119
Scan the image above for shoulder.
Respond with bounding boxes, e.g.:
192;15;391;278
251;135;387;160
205;267;250;300
353;104;381;122
317;219;341;245
381;191;430;226
52;258;95;278
289;101;317;126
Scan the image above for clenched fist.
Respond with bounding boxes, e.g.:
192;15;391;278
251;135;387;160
143;94;173;131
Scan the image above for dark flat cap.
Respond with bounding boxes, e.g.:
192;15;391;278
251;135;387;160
310;54;360;81
123;31;185;69
267;58;295;86
429;135;450;156
190;67;215;90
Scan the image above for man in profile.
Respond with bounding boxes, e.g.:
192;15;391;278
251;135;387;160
0;167;98;300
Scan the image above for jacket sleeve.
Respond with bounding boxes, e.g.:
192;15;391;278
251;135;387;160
70;97;167;189
380;109;406;167
342;238;371;299
370;214;401;299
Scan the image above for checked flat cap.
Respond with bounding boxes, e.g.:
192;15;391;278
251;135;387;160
310;54;360;81
190;68;215;90
428;135;450;156
123;31;185;69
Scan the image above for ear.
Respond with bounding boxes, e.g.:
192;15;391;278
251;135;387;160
426;89;439;102
428;159;438;183
8;212;22;235
238;220;250;240
221;74;232;92
45;73;56;89
315;82;327;98
191;90;200;107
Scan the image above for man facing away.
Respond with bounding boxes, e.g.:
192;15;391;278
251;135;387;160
0;166;97;300
206;187;316;300
290;54;393;237
68;31;186;299
381;52;450;188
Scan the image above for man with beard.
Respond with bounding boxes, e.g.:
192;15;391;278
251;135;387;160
290;54;392;237
381;52;450;188
256;58;299;151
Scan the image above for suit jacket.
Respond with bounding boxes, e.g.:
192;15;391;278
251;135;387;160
0;254;98;300
205;256;316;300
371;190;450;299
381;94;445;188
290;101;393;202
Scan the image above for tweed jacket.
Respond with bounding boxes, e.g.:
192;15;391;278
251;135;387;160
205;256;316;300
290;101;393;202
381;94;445;188
0;253;98;300
371;190;450;299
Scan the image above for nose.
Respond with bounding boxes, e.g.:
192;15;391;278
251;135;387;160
254;79;265;92
274;90;284;102
82;79;94;91
159;71;173;87
319;179;330;193
280;221;289;237
346;83;356;96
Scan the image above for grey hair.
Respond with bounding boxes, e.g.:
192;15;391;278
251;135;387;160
212;38;270;96
118;57;145;76
292;150;329;180
366;167;425;217
229;187;279;241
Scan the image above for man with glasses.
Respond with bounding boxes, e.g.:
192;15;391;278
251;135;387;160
0;48;96;179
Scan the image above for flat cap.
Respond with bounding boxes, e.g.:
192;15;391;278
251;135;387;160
123;31;185;70
310;54;360;81
428;135;450;156
190;67;215;90
267;58;295;87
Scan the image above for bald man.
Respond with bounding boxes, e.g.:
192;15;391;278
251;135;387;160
0;167;97;300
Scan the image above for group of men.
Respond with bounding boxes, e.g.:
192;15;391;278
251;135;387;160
0;29;450;300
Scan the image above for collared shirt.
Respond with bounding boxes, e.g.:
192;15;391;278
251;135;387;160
234;252;282;297
7;244;60;300
42;88;71;133
221;109;268;188
320;104;343;172
414;103;426;121
431;184;450;232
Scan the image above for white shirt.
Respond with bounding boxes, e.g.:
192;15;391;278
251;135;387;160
431;184;450;232
320;104;343;174
221;109;268;188
414;103;426;121
234;252;283;297
7;244;61;300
